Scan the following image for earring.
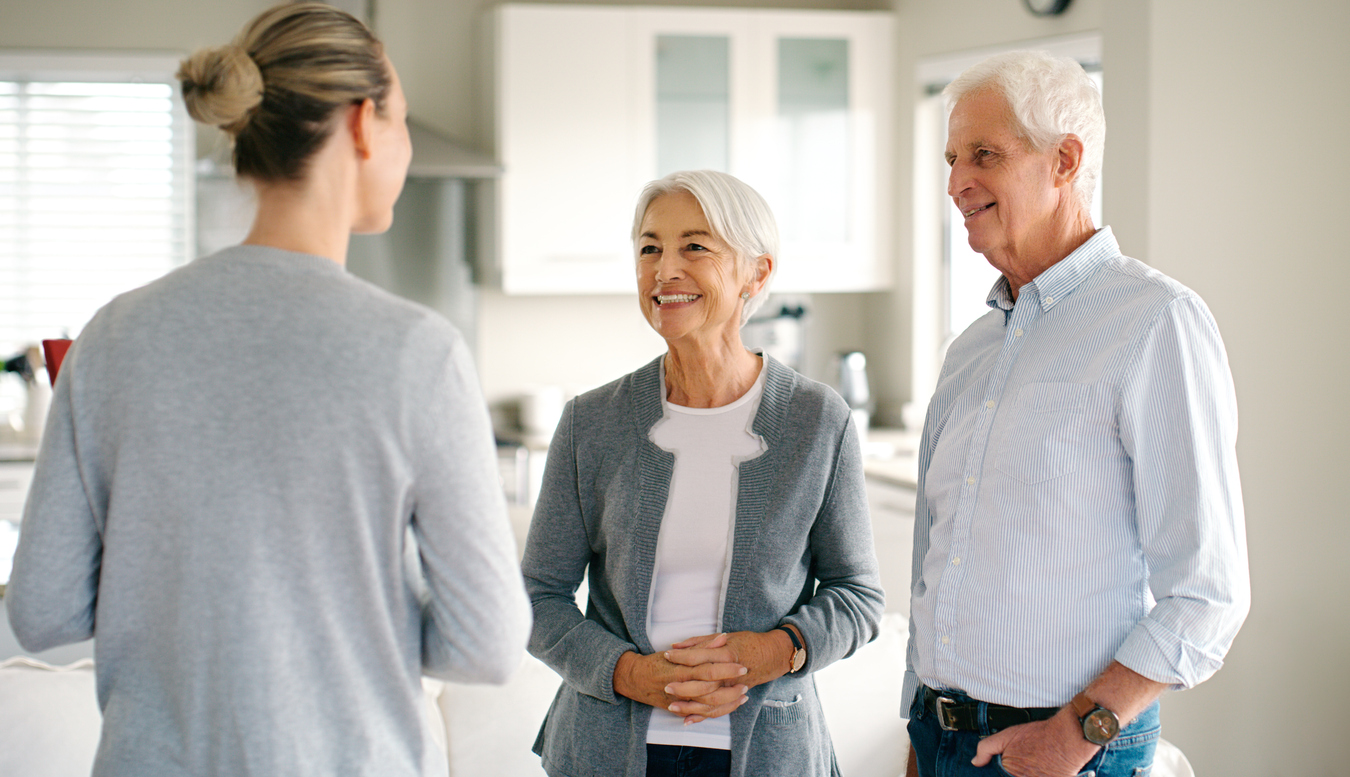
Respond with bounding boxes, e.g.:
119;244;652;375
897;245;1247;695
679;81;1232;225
741;291;751;301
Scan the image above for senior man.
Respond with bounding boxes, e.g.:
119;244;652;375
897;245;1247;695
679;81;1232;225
903;50;1250;777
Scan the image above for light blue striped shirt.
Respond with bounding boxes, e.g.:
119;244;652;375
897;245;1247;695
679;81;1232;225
903;227;1250;711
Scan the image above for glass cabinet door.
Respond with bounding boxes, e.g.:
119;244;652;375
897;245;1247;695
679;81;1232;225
776;37;850;244
655;33;853;247
655;35;731;176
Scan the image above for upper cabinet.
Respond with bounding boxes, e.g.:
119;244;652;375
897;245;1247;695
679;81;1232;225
486;4;894;295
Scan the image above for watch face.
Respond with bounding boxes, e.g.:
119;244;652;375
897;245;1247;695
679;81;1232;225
1083;708;1120;745
790;648;806;673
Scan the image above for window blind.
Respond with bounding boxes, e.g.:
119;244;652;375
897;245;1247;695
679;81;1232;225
0;53;193;355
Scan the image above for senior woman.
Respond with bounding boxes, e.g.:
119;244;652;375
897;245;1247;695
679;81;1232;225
522;169;885;777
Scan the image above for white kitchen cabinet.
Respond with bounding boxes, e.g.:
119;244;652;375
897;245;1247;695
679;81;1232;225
488;4;894;295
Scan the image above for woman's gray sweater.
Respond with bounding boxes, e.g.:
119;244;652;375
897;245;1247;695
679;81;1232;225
522;354;885;777
6;246;531;776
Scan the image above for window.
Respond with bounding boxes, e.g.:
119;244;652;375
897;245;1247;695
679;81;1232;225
0;52;193;356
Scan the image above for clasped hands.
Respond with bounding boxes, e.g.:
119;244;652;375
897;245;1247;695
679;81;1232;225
612;629;793;725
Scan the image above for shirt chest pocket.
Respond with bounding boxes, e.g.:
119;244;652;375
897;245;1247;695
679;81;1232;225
994;382;1092;485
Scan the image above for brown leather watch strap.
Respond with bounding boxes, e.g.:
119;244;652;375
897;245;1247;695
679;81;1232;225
1069;692;1098;719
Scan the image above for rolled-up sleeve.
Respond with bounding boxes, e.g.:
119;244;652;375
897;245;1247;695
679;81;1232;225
1115;295;1250;688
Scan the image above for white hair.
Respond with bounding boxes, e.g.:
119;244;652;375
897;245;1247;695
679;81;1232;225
944;50;1105;213
631;170;779;326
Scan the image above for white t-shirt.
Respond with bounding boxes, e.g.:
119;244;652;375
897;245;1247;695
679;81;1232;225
645;359;767;749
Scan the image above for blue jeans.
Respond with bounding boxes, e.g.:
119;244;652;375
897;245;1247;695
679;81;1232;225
646;744;732;777
908;688;1161;777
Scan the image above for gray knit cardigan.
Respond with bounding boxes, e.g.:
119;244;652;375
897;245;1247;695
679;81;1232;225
521;354;885;777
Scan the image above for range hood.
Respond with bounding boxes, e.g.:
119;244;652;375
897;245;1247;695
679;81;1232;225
194;117;500;180
407;118;500;180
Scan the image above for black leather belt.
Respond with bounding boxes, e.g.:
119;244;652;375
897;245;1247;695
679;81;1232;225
922;685;1060;734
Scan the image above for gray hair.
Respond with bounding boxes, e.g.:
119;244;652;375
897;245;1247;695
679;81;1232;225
943;50;1104;213
631;170;779;326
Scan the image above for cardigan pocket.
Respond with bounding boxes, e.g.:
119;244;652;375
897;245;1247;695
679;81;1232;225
760;693;804;716
748;682;836;777
756;690;807;724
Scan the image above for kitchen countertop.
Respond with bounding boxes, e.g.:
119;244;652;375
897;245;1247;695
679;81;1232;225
0;444;38;463
860;427;920;490
497;424;922;491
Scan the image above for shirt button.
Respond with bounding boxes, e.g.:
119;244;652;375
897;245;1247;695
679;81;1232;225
951;557;961;565
966;476;975;485
1014;328;1024;337
941;636;951;645
985;400;995;409
1045;296;1055;304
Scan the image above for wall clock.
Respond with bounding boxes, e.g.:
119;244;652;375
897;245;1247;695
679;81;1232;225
1022;0;1072;16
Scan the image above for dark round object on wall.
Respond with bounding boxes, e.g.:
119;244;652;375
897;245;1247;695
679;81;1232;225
1022;0;1072;17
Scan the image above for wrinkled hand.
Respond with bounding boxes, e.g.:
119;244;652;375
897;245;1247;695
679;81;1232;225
667;630;793;691
663;630;793;724
971;709;1100;777
613;633;749;723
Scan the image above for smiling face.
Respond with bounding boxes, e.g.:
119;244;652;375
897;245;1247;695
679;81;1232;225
636;190;756;348
945;89;1064;277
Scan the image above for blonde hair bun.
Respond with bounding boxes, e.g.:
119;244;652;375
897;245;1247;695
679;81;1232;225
181;2;388;180
177;44;265;134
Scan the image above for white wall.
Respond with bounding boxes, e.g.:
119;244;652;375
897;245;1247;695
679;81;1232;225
1135;2;1350;773
0;0;274;50
5;1;1349;773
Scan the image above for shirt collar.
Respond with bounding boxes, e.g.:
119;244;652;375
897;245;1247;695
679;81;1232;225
984;226;1121;314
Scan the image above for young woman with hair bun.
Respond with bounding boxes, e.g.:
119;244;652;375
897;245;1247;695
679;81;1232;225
5;4;530;775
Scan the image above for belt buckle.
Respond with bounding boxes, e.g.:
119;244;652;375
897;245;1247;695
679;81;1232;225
935;696;960;731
